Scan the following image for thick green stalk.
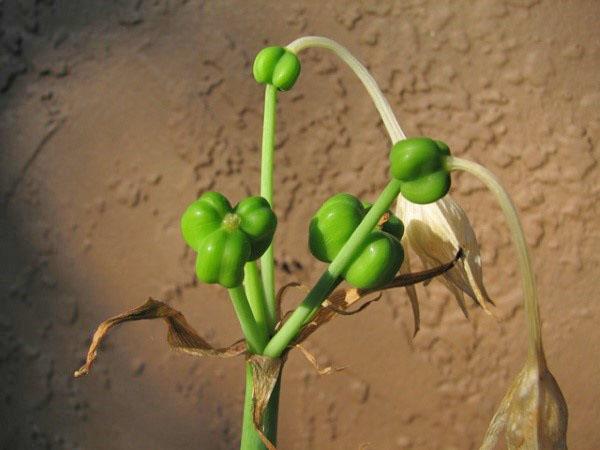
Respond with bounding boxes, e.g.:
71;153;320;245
263;179;403;358
243;262;270;338
229;286;267;354
259;84;279;332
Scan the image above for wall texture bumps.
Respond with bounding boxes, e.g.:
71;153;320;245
1;1;599;449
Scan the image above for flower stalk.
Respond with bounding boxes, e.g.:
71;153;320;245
259;84;279;332
228;286;267;354
445;156;544;363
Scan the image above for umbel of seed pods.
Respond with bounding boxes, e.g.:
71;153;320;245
181;51;453;299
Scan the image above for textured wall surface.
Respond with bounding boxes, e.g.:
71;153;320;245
1;1;599;449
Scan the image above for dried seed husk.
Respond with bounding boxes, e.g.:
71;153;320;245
480;360;568;450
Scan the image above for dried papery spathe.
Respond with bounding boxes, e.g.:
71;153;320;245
480;358;568;449
396;195;493;316
248;355;285;450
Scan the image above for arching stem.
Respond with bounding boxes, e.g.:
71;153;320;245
446;156;545;366
287;36;406;143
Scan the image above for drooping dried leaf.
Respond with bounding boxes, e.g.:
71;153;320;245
248;355;284;450
324;292;383;316
292;252;462;346
74;298;246;377
480;360;568;450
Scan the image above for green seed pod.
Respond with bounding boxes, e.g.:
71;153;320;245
309;193;364;263
309;194;405;289
181;192;277;287
343;230;404;289
363;202;405;240
235;196;278;260
253;46;301;91
389;137;451;204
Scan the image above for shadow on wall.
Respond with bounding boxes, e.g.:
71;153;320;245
0;1;244;449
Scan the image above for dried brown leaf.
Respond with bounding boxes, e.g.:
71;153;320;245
293;287;362;345
294;344;346;375
275;282;303;326
292;252;462;346
74;298;246;378
480;360;568;450
324;292;382;316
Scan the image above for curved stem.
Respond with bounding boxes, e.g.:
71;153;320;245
287;36;406;143
260;84;279;331
446;156;545;365
263;179;403;358
229;286;268;354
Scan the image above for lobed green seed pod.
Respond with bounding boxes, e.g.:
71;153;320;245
253;46;301;91
343;230;404;290
389;137;451;204
309;193;364;263
309;193;405;289
181;192;277;288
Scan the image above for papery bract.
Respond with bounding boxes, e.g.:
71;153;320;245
396;195;493;315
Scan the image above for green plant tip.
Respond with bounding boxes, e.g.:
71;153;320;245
389;137;452;204
253;46;301;91
223;213;241;231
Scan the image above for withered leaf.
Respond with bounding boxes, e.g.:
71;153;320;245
275;282;305;332
74;298;246;378
292;252;461;346
293;344;346;375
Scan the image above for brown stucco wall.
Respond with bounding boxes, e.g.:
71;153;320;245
1;1;599;449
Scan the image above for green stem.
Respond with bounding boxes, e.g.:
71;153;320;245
244;262;270;337
240;364;280;450
229;286;268;354
263;179;403;358
241;363;266;450
260;84;279;331
446;156;545;366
